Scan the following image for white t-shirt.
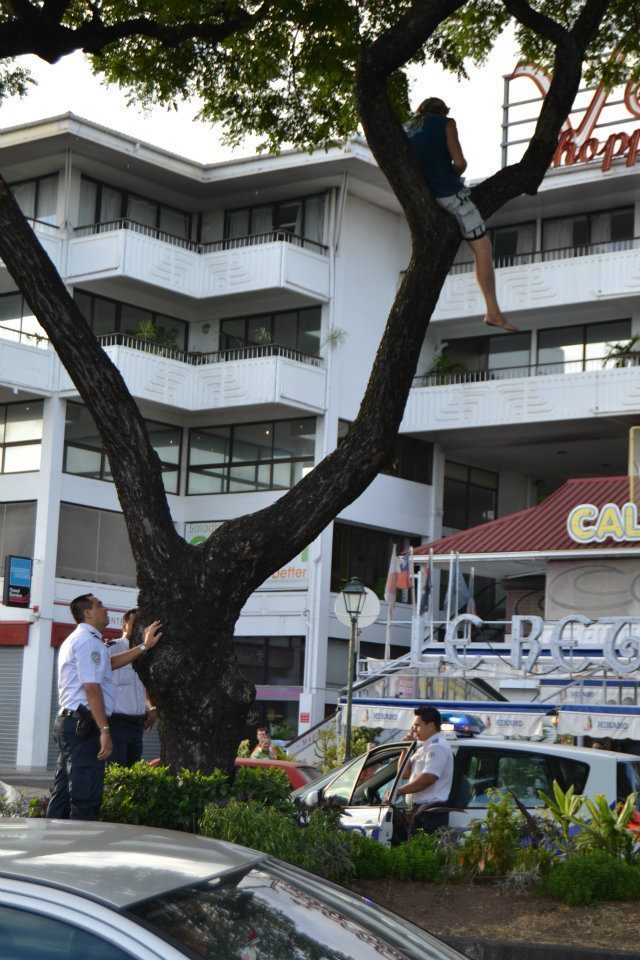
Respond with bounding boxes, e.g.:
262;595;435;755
408;732;454;805
58;623;116;715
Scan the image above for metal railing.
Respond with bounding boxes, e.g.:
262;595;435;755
73;219;329;256
0;325;50;349
414;352;640;388
449;235;640;275
28;218;60;237
97;333;323;367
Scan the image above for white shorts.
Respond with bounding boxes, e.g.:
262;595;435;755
436;187;486;241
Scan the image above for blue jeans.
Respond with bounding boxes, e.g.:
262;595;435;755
47;715;105;821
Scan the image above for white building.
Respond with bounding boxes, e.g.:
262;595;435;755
0;101;639;772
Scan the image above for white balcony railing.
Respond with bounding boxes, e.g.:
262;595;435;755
449;235;640;275
96;334;323;368
414;352;640;388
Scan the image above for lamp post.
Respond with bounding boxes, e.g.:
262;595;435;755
341;577;367;761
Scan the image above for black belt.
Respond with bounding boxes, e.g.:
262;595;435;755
58;708;81;718
110;712;146;724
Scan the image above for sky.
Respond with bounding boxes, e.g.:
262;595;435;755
0;28;519;180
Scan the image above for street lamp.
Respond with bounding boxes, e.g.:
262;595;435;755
341;577;367;761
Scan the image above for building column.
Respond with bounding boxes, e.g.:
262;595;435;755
15;395;65;770
298;523;334;730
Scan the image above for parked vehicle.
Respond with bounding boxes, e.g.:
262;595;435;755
149;756;322;789
0;819;467;959
234;757;322;788
292;738;640;845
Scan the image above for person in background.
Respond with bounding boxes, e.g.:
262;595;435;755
106;608;158;766
251;726;278;759
403;96;517;334
393;705;454;834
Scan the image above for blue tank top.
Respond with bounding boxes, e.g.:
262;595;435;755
403;113;464;198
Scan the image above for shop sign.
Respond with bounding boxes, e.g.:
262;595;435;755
567;501;640;543
511;62;640;172
444;613;640;675
183;521;308;590
3;555;32;608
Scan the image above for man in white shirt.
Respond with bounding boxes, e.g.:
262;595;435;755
47;594;162;821
107;608;157;766
395;705;454;833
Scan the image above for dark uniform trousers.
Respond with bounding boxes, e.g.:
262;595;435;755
47;715;105;821
109;713;145;767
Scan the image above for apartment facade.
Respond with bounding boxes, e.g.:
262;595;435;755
0;109;638;771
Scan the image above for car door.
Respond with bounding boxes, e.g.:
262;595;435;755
321;742;414;845
448;745;556;829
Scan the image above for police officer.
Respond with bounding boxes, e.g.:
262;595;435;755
394;705;454;833
106;608;157;766
47;594;162;821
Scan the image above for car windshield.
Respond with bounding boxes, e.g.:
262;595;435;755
617;759;640;807
129;860;457;960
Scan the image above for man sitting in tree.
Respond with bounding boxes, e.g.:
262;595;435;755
404;97;517;333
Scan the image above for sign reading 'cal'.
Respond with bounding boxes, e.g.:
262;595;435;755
567;502;640;544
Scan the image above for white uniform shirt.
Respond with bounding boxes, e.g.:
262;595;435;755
108;636;147;716
58;623;116;715
408;732;454;805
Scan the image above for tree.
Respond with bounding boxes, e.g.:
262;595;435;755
0;0;630;771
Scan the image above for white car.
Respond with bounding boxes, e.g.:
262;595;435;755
0;818;466;960
292;738;640;845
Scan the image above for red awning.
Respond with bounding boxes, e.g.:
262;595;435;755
415;476;637;556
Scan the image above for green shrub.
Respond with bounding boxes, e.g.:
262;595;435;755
101;762;228;832
199;800;354;882
0;794;28;818
454;790;522;878
544;851;640;906
349;832;392;879
232;765;292;811
389;832;447;882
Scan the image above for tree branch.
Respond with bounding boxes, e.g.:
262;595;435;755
502;0;568;44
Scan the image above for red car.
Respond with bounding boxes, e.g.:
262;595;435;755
234;757;322;789
149;756;321;790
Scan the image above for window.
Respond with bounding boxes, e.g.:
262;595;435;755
224;193;325;246
453;747;589;809
491;222;536;265
443;461;498;531
63;402;182;494
234;637;305;685
537;319;631;374
0;292;47;347
74;289;188;351
542;206;634;256
188;418;315;494
380;435;433;484
487;332;531;376
0;906;133;960
10;174;58;224
78;175;192;239
0;401;43;474
0;501;36;558
330;522;421;595
220;307;321;356
57;503;136;587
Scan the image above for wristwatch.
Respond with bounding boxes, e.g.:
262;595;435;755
139;642;147;654
101;725;110;732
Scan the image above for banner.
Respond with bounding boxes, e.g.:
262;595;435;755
347;702;545;738
477;711;544;739
558;707;640;740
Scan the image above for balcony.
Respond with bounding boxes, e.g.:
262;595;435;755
67;221;331;303
434;236;640;320
0;328;55;394
0;219;63;275
58;335;326;414
403;354;640;432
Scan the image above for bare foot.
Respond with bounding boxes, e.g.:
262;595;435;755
484;314;519;333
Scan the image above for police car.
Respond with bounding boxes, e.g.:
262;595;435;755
292;738;640;845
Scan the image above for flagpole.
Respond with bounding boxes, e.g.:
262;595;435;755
429;548;434;648
445;551;453;623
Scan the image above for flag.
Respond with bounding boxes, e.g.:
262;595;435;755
446;555;469;616
384;546;399;613
419;564;432;615
397;552;411;590
466;567;476;615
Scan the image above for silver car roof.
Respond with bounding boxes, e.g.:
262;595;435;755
0;819;262;909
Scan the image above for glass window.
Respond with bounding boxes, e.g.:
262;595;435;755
585;319;631;369
330;522;420;596
5;402;44;443
0;401;43;474
78;178;98;225
380;435;433;485
127;194;157;228
10;180;36;219
0;501;36;558
323;755;367;805
225;194;326;245
188;419;315;495
537;326;584;374
0;905;133;959
443;461;498;531
455;748;552;808
542;207;634;255
0;292;47;347
73;290;187;351
233;637;305;685
36;175;58;224
57;502;136;587
220;307;320;357
159;206;190;239
63;403;181;493
487;333;531;376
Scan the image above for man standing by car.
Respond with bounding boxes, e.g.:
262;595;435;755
48;594;162;821
395;705;454;833
106;608;158;766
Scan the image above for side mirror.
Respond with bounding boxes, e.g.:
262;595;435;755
305;788;321;807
